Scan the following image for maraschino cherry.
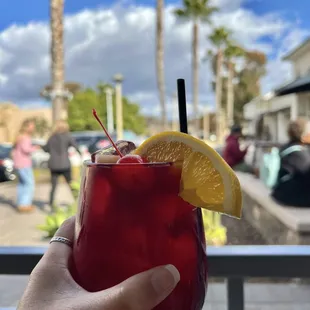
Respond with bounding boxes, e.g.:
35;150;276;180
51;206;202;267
117;154;146;164
92;109;145;164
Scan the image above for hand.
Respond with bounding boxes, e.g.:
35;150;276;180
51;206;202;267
18;217;180;310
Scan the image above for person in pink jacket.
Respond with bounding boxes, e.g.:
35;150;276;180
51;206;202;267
12;120;39;212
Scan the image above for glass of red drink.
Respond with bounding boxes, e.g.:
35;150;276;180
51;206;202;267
71;160;207;310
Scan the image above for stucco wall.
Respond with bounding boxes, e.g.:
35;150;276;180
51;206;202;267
293;52;310;78
0;104;52;143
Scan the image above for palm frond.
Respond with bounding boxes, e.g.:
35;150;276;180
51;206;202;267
202;5;219;16
208;26;231;47
224;43;245;59
202;49;214;62
174;0;218;21
174;8;188;17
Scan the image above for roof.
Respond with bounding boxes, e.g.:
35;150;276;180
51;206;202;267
243;92;275;108
275;74;310;96
283;38;310;61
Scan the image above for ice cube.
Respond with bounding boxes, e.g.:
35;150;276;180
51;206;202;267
91;140;136;163
95;155;120;163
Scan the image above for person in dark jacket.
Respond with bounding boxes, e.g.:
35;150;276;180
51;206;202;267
272;119;310;207
42;120;81;210
223;125;252;173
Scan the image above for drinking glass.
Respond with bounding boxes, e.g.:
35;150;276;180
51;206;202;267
71;161;207;310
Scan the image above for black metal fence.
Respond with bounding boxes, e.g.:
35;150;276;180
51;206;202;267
1;245;310;310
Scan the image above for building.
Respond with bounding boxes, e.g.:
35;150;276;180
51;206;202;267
0;103;52;143
243;38;310;142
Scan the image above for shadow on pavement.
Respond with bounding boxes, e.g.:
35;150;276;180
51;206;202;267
0;196;49;213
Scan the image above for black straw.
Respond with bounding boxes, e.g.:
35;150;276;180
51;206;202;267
176;80;204;265
177;79;188;134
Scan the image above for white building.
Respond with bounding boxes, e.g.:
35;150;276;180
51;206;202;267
243;38;310;143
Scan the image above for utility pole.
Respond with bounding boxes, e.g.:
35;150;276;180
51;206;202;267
113;74;124;141
227;62;234;128
104;87;114;133
203;107;210;141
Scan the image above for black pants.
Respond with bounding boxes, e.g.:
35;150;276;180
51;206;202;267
50;169;72;207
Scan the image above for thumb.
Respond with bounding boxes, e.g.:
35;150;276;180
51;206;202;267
97;265;180;310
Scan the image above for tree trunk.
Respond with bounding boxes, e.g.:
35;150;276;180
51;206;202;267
227;61;234;127
215;49;223;141
156;0;167;130
192;21;199;135
50;0;65;124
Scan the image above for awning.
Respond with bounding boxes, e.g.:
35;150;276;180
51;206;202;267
275;75;310;96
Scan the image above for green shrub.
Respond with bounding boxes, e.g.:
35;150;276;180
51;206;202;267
38;180;80;238
37;204;77;238
70;180;81;200
202;210;227;246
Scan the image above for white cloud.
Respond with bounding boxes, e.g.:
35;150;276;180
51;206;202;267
261;27;310;94
211;0;245;11
277;28;310;59
261;60;292;94
17;99;50;110
0;2;307;118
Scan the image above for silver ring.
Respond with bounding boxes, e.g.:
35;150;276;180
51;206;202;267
50;236;73;248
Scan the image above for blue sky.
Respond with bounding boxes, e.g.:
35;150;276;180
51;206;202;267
1;0;309;30
0;0;309;116
0;0;309;28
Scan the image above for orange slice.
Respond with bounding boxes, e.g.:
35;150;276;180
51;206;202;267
134;131;242;218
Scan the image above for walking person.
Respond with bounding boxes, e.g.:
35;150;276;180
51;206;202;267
42;120;80;211
12;119;38;213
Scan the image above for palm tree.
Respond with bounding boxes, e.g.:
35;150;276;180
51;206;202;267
174;0;218;135
40;82;81;97
224;43;244;127
208;27;230;141
41;82;81;120
50;0;65;123
156;0;167;130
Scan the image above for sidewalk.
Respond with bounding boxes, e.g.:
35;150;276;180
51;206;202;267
0;182;74;246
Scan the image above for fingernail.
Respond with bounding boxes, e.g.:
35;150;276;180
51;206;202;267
151;264;180;295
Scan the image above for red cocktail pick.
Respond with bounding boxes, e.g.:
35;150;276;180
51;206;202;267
92;109;123;158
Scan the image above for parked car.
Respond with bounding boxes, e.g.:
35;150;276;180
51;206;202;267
70;131;147;155
71;131;117;154
0;144;16;182
123;130;147;147
31;138;90;168
31;139;50;168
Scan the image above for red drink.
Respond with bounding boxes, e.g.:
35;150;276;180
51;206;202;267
72;161;207;310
